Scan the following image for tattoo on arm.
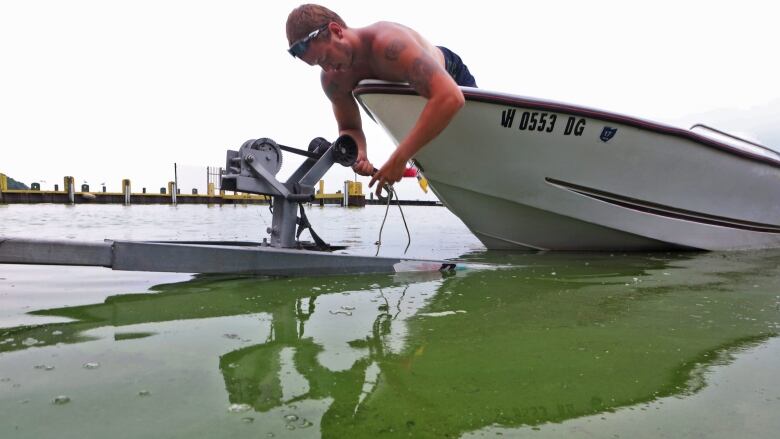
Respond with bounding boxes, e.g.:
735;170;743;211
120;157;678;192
409;56;435;97
384;39;406;61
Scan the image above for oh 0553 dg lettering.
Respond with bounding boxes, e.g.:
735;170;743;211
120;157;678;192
500;108;586;136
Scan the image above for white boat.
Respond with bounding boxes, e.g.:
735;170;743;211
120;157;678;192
354;81;780;251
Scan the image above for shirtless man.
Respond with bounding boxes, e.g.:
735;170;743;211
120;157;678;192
286;4;477;195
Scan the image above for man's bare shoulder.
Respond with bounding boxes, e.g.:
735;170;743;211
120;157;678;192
365;21;410;32
366;21;419;49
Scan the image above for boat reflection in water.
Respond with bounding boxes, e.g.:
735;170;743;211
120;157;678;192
2;251;779;437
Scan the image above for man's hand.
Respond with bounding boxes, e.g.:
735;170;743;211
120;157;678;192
352;149;374;176
369;153;406;197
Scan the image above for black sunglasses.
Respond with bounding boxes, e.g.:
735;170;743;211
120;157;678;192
288;25;329;58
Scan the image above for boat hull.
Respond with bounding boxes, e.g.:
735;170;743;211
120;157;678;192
355;84;780;251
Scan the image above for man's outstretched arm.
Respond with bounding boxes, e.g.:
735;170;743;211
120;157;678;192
369;37;465;194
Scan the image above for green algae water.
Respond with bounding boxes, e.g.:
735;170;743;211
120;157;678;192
1;205;780;438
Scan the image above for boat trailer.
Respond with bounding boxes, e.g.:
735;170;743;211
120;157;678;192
0;136;457;276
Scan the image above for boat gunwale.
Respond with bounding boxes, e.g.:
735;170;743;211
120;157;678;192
352;83;780;169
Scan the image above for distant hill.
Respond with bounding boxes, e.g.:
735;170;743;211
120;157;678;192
4;176;29;190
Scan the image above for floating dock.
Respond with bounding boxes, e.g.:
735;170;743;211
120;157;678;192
0;174;439;206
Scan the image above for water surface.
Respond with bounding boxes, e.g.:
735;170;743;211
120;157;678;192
1;205;779;438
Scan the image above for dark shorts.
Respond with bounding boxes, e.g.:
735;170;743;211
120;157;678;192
438;46;477;87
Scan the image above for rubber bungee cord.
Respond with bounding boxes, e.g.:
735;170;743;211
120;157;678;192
374;184;412;256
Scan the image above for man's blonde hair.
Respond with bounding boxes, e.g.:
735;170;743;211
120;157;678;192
286;4;347;44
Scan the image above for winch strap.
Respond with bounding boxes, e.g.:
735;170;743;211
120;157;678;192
296;203;329;250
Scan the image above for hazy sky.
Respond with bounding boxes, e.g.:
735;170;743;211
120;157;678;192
2;0;778;198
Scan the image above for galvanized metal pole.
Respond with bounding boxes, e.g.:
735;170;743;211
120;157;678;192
173;163;178;206
122;179;131;205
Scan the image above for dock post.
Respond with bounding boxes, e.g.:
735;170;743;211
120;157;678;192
346;181;364;207
0;173;6;203
207;182;215;196
168;181;177;205
343;181;349;207
122;179;131;205
65;176;75;204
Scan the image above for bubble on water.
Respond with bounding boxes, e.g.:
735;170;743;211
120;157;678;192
51;330;63;336
83;362;100;370
284;414;299;422
228;403;251;413
52;395;71;405
285;425;296;431
223;333;240;340
299;419;314;428
241;417;254;424
341;306;356;311
329;310;352;316
34;364;55;371
22;338;41;346
138;390;151;397
266;433;275;438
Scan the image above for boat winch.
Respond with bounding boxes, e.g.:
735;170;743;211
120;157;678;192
221;134;358;249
